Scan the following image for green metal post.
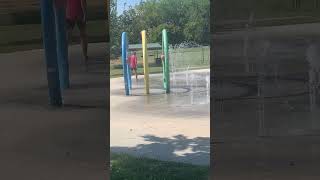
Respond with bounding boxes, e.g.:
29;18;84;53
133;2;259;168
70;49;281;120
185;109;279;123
162;29;170;93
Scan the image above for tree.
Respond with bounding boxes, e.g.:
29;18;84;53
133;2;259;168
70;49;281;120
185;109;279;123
110;0;210;58
110;0;121;58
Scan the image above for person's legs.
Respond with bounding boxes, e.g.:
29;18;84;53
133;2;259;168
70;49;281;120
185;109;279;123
78;21;88;65
66;20;74;56
67;28;73;43
134;68;138;80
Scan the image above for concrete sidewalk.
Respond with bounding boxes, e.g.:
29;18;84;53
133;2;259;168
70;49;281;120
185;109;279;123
0;43;108;179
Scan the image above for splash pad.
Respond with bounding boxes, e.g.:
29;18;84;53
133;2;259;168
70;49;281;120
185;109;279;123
119;29;210;106
111;29;210;165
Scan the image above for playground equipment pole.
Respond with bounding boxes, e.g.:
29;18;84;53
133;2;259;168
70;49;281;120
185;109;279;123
122;32;130;95
141;30;150;94
126;37;132;90
128;67;132;89
162;29;170;93
162;35;166;90
40;0;62;106
54;0;70;90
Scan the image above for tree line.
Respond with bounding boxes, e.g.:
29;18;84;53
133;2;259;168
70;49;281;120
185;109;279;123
110;0;210;58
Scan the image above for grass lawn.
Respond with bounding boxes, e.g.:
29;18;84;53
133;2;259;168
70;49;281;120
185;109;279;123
110;47;210;78
110;65;163;78
110;153;209;180
0;20;106;53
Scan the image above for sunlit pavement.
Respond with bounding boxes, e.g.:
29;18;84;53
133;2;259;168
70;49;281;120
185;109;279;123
0;43;108;179
110;69;210;165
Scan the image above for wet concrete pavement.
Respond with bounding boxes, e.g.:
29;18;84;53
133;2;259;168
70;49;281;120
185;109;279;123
110;69;210;166
212;22;320;179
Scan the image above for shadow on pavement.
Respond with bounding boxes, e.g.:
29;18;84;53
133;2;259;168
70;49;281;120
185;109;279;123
111;134;209;166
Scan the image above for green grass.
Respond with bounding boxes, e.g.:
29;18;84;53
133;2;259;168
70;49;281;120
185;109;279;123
111;153;209;180
0;20;107;53
110;47;210;78
170;47;210;68
110;65;163;78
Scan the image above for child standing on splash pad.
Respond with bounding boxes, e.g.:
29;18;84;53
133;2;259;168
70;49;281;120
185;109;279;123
128;52;138;80
66;0;88;69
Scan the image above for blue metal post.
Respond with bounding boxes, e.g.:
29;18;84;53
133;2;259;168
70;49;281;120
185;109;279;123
122;32;130;95
40;0;62;106
126;38;132;90
127;39;132;90
127;63;132;90
54;1;70;90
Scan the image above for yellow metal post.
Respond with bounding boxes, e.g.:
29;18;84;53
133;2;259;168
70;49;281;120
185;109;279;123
141;30;150;94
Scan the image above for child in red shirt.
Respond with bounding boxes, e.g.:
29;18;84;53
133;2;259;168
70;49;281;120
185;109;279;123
128;52;138;80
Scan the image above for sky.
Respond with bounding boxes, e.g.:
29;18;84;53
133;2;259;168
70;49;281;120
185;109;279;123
117;0;143;14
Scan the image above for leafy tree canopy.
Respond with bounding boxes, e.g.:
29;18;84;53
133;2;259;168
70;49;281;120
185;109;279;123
110;0;209;58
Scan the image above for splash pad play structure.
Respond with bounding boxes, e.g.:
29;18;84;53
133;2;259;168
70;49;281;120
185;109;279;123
119;29;210;105
121;29;170;96
40;0;70;106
